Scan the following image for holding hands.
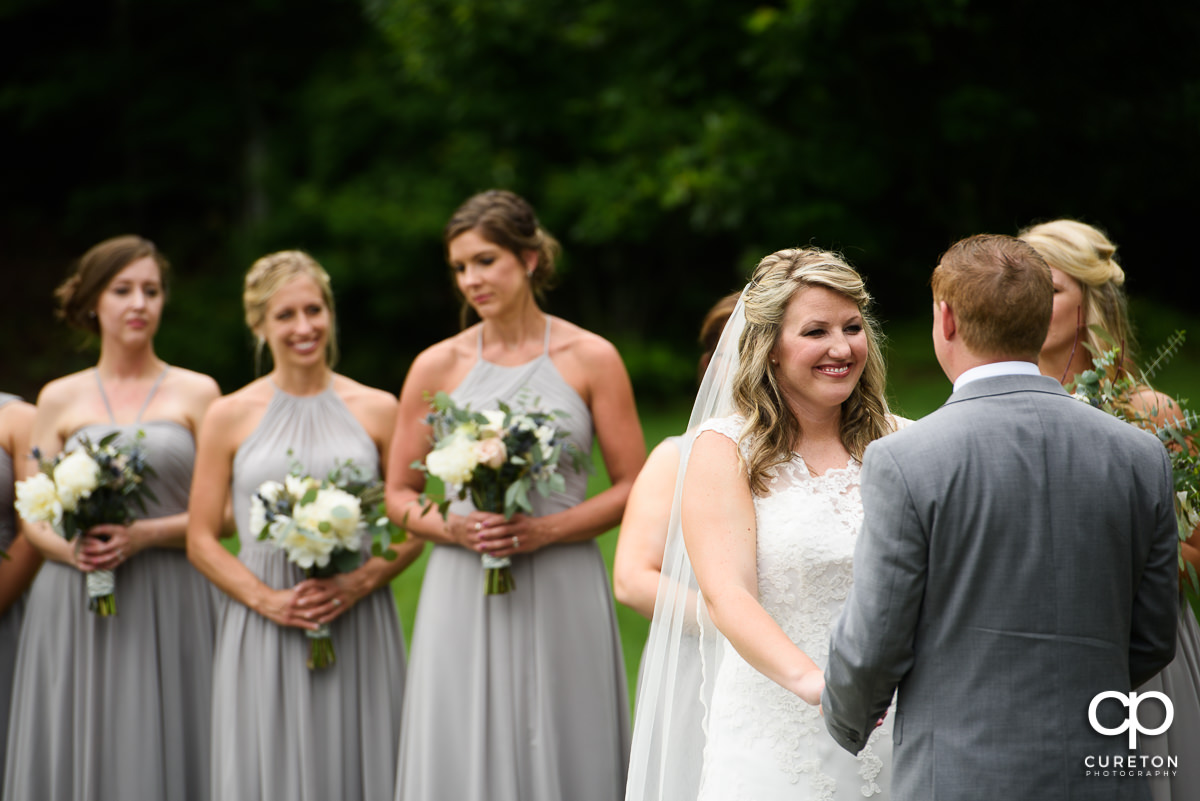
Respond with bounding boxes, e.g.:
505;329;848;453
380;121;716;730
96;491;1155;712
74;522;144;572
454;511;543;558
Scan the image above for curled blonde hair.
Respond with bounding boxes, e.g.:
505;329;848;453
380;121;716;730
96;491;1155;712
243;250;339;373
1018;219;1133;365
732;248;891;495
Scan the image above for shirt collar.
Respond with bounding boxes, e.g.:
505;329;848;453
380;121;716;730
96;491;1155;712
953;361;1042;393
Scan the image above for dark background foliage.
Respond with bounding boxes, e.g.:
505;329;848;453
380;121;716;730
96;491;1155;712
4;0;1198;404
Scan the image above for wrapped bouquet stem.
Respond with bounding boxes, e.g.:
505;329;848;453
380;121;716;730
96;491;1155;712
414;391;588;596
470;484;514;595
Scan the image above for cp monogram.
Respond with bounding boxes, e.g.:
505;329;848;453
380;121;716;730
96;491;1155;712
1088;691;1174;749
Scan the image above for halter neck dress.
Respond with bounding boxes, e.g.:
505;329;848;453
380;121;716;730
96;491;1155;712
0;393;27;790
209;381;407;801
3;369;217;801
395;319;631;801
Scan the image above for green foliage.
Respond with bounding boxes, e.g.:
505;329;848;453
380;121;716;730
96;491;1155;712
7;0;1200;405
1068;330;1200;598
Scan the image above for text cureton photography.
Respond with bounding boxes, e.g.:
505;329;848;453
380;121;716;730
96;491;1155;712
1084;690;1178;779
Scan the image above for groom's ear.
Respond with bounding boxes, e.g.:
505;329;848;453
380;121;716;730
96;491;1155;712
938;301;957;342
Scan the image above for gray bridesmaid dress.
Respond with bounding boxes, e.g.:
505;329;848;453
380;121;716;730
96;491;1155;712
209;383;406;801
3;371;217;801
0;393;27;790
1141;600;1200;801
395;320;631;801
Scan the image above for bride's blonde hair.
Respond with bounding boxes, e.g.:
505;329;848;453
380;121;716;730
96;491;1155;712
732;248;891;495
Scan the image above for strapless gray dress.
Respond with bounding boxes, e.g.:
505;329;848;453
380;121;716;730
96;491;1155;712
395;321;631;801
3;373;217;801
0;393;27;791
209;383;406;801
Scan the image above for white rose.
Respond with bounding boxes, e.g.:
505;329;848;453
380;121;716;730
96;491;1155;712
285;474;317;503
535;425;555;450
53;450;101;513
294;487;362;550
14;473;63;525
258;480;285;504
480;410;507;436
426;434;479;485
474;437;508;470
274;519;336;570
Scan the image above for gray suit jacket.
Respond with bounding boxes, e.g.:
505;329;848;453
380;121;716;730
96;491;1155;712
822;374;1178;801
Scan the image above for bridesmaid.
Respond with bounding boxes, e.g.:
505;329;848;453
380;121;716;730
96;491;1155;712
1021;218;1200;801
387;189;645;801
0;393;38;789
3;235;221;801
187;250;423;801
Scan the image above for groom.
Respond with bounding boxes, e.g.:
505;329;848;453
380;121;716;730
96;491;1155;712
821;234;1179;800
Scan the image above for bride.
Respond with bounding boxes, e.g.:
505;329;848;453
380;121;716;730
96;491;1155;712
625;248;905;801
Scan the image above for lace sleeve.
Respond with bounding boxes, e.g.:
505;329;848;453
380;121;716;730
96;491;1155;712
696;414;746;448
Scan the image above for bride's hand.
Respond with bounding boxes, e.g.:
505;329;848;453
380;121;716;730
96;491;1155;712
795;668;826;706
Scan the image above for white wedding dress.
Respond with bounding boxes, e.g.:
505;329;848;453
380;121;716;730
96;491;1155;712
693;415;892;801
625;288;897;801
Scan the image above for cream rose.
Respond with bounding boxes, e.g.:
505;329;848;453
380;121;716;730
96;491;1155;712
474;437;508;470
426;433;480;485
294;487;362;550
14;473;63;525
274;519;337;570
53;450;101;513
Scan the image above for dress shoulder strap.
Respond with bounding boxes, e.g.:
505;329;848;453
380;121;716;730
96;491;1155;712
94;366;170;424
136;367;170;422
94;369;117;424
542;316;552;355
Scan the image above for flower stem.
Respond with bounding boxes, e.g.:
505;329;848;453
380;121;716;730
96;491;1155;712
90;593;117;617
306;625;336;670
485;565;514;595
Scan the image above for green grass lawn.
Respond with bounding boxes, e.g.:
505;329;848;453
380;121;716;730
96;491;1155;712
388;306;1200;707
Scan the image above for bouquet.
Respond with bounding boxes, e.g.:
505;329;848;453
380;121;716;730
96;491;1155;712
1069;328;1200;597
14;431;157;616
252;456;402;669
413;391;588;595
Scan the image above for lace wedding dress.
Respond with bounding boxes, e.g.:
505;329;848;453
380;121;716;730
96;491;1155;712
693;415;892;801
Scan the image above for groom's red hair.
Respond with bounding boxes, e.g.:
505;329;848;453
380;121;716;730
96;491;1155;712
932;234;1053;360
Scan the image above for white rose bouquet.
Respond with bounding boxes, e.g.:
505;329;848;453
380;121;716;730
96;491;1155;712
413;391;588;595
252;456;402;669
1069;328;1200;598
14;431;157;616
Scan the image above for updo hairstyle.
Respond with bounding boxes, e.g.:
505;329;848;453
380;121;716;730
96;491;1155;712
443;190;561;326
1018;219;1134;364
243;250;339;371
55;235;170;335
